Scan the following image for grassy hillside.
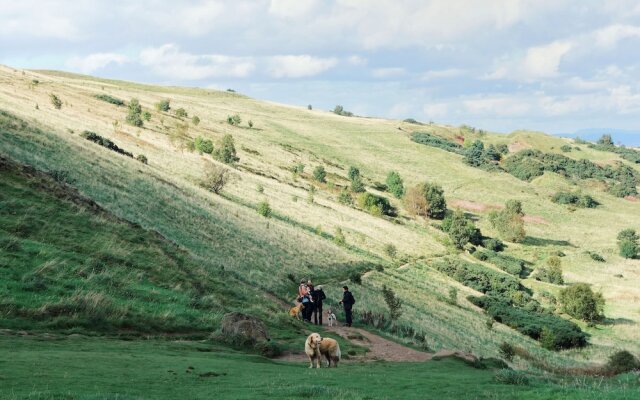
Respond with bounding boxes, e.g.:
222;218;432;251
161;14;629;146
1;65;639;371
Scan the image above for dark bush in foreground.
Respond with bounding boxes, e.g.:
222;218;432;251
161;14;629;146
552;191;599;208
80;131;133;158
606;350;640;375
95;94;124;106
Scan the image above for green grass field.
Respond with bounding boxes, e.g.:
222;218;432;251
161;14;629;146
1;65;639;398
2;335;639;400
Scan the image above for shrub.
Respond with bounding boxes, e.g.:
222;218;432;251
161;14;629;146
307;104;312;110
482;238;504;252
194;137;214;154
334;227;346;246
313;166;326;182
410;132;464;154
291;162;305;175
606;351;640;375
49;94;62;109
214;134;239;164
443;210;481;249
494;369;529;385
248;120;253;128
448;287;458;305
80;131;133;158
488;200;526;243
350;175;365;192
382;285;403;321
357;192;393;216
552;191;599;208
383;243;397;259
471;295;587;350
333;105;353;117
464;140;486;167
473;250;524;276
136;154;148;164
202;163;230;194
560;144;572;152
559;283;604;322
348;166;360;181
126;98;143;127
617;229;639;259
257;201;271;218
499;342;515;362
142;111;151;121
405;182;447;219
535;265;564;285
175;108;188;118
95;94;124;106
432;259;522;297
192;116;200;125
227;114;241;125
155;99;170;112
337;188;353;205
349;271;361;284
589;252;605;262
386;171;405;198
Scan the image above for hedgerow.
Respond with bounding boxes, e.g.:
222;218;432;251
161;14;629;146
80;131;133;158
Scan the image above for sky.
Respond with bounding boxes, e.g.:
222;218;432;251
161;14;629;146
2;0;640;138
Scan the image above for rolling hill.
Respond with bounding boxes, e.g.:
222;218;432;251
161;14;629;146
1;65;640;397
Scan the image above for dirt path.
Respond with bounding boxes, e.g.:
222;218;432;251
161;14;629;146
275;322;432;363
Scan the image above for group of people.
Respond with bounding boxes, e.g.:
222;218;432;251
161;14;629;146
297;279;356;327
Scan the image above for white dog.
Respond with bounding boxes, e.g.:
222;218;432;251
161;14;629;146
327;307;337;327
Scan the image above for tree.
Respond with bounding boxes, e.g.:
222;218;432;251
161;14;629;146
405;182;447;219
559;283;604;322
489;200;526;242
443;210;481;249
313;166;326;182
201;163;230;194
192;116;200;125
597;134;614;147
49;94;62;109
257;201;272;218
617;229;639;259
227;114;241;125
214;134;239;164
155;99;170;112
386;171;405;198
382;285;403;322
334;227;346;246
126;98;143;127
464;140;485;167
338;188;353;205
248;120;253;128
350;175;365;192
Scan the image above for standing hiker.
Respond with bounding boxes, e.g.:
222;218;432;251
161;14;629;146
311;285;326;325
339;286;355;327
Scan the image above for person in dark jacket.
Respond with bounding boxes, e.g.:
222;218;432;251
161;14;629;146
311;285;326;325
339;286;355;327
304;281;315;322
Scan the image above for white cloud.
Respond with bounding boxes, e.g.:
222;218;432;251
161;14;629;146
67;53;128;74
421;68;465;80
371;67;406;78
268;0;319;18
347;55;368;66
423;103;449;119
487;40;572;81
0;1;79;39
268;55;338;78
594;24;640;48
464;96;531;116
139;44;255;80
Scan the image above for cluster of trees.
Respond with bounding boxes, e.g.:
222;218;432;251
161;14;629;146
193;134;238;164
503;149;638;197
333;105;353;117
618;229;639;259
463;140;505;170
551;191;599;208
404;182;447;219
594;134;640;164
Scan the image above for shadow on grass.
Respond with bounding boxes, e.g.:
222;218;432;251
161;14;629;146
521;236;574;247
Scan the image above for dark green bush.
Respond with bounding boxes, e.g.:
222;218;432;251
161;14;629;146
337;188;353;205
473;250;524;276
588;252;605;262
386;171;405;198
493;369;529;385
410;132;464;154
257;201;271;218
432;259;522;296
617;229;639;259
49;94;63;109
313;166;326;182
482;238;504;252
155;99;170;112
552;191;599;208
499;342;515;361
442;210;481;249
606;350;640;375
405;182;447;219
560;144;572;152
357;192;394;216
95;94;124;106
470;295;587;350
192;116;200;125
80;131;133;158
194;137;214;154
175;108;188;118
136;154;148;164
534;265;564;285
214;134;239;164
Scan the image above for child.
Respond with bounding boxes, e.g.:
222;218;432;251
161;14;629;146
327;307;337;327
